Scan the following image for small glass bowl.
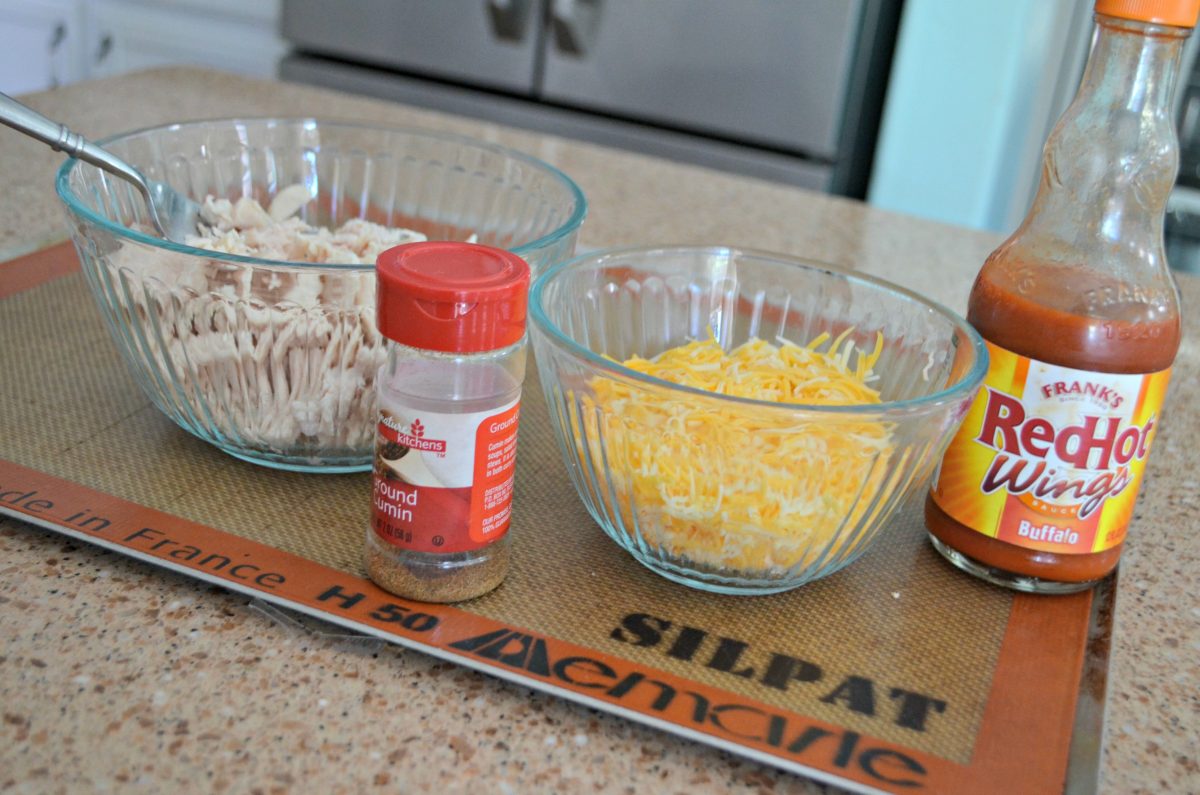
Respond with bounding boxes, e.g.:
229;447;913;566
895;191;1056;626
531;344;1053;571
529;246;987;594
56;118;586;472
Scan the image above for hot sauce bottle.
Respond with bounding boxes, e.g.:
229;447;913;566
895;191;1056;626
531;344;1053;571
926;0;1196;593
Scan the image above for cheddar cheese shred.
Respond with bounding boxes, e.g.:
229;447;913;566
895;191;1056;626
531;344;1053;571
582;331;898;575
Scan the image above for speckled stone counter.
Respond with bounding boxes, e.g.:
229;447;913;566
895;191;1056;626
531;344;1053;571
0;68;1196;794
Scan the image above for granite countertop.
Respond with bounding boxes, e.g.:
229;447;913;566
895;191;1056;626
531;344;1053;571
0;68;1196;794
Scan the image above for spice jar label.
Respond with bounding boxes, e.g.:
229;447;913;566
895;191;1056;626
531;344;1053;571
930;341;1170;555
372;398;520;553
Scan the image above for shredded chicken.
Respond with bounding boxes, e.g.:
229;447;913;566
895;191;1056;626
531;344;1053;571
105;186;434;458
186;192;426;265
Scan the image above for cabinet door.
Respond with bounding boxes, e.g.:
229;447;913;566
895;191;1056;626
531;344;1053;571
540;0;863;158
281;0;542;94
86;0;287;80
0;0;84;94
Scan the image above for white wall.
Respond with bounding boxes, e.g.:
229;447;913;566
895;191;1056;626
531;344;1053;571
868;0;1093;233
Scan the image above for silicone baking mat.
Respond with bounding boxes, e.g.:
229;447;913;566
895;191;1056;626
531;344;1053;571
0;244;1101;794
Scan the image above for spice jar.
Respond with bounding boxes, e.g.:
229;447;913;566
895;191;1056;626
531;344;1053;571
926;0;1196;593
365;241;530;602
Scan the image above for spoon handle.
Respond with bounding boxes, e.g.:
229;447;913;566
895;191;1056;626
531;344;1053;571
0;92;157;216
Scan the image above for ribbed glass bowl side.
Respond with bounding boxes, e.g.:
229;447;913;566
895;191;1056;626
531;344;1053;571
530;247;987;594
67;224;382;470
56;119;586;471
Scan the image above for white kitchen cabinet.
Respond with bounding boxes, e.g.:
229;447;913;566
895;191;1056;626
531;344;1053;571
0;0;87;94
0;0;284;95
85;0;286;81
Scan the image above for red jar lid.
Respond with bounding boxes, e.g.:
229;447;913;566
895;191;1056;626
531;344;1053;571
376;241;530;353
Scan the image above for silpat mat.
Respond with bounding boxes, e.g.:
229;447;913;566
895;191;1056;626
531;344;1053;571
0;244;1103;794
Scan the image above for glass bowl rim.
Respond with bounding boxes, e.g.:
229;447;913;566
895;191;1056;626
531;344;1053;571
54;116;588;271
529;244;989;415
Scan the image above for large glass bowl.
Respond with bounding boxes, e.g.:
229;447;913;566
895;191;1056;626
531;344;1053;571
56;118;586;472
530;246;987;594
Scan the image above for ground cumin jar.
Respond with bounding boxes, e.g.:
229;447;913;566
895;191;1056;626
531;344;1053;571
926;0;1193;593
364;242;529;602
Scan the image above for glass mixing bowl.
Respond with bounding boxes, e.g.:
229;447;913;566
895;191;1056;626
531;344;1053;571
530;246;987;594
56;118;586;472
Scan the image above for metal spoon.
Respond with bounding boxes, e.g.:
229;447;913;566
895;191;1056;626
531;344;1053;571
0;91;200;243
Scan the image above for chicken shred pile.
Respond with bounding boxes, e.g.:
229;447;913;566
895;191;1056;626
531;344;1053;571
106;186;435;456
186;185;426;265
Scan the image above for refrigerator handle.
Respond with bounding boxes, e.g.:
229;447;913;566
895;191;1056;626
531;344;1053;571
486;0;535;41
550;0;602;56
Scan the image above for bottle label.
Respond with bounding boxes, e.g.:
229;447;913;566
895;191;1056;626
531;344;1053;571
372;398;520;553
931;341;1170;555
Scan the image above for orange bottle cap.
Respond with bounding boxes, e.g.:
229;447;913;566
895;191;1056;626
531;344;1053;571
1095;0;1200;27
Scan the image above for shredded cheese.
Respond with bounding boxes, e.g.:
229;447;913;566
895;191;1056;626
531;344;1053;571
582;332;899;576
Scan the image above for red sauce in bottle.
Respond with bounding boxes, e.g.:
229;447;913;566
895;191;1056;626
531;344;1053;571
925;258;1180;584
